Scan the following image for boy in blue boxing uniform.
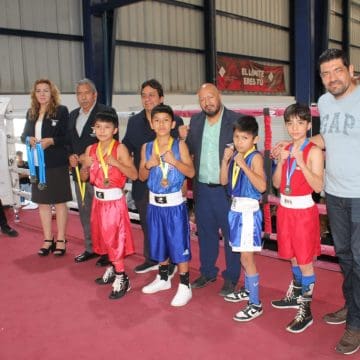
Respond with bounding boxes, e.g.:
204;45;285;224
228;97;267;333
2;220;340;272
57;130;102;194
139;104;195;306
220;116;266;321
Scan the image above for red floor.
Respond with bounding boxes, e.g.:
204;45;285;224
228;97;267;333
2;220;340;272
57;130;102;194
0;208;346;360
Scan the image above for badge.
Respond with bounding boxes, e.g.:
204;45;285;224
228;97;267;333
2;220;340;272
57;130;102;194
161;178;168;187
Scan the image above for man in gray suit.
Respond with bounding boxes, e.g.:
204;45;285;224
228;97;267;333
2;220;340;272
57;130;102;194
68;78;117;265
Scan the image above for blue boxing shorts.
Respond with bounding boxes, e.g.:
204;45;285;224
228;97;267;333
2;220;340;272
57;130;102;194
146;190;191;263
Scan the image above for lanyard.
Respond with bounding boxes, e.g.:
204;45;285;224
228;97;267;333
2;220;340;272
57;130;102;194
36;142;46;190
154;137;174;187
285;138;309;192
75;166;86;205
97;139;115;186
25;136;37;183
231;146;256;189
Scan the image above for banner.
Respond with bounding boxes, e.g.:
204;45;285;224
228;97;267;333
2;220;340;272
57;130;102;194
217;56;286;93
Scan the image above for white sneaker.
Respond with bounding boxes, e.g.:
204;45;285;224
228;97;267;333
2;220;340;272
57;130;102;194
142;274;171;294
22;202;38;210
171;283;192;307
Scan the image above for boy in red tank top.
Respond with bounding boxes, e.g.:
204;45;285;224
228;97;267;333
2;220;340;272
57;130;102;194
271;103;324;333
81;112;138;300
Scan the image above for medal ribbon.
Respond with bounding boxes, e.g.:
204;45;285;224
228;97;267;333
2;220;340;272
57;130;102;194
97;139;115;183
25;136;37;181
154;137;174;181
75;166;86;205
231;146;256;189
36;142;46;187
285;138;309;189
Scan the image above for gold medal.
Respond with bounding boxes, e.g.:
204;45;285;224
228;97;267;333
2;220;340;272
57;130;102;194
161;178;169;187
104;178;110;187
97;139;115;187
284;185;291;195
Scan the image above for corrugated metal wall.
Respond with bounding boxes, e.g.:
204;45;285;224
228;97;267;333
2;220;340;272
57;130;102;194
114;1;204;94
114;0;290;94
350;1;360;71
0;0;83;93
329;0;343;49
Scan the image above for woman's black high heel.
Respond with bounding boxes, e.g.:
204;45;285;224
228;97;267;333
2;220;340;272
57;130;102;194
53;240;67;256
38;239;55;256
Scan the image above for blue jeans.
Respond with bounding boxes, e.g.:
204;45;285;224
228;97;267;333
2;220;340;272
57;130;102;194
326;193;360;330
194;181;240;284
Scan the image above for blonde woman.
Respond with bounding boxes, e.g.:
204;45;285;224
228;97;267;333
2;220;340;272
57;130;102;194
21;79;71;256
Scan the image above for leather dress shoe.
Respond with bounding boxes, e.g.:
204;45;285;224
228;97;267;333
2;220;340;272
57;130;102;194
74;251;98;263
191;275;217;289
96;254;111;267
1;225;19;237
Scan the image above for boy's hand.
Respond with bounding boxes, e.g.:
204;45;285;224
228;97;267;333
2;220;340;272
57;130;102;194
105;155;117;166
271;141;290;159
293;149;305;168
162;150;176;166
82;154;93;168
234;153;246;168
279;148;290;163
222;147;234;163
147;153;160;169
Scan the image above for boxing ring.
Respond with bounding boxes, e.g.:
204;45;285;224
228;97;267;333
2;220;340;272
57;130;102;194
0;97;334;259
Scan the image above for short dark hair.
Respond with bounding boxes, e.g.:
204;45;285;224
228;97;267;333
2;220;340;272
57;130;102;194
283;103;311;123
151;104;174;121
318;48;350;69
95;111;118;128
141;79;164;98
233;116;258;137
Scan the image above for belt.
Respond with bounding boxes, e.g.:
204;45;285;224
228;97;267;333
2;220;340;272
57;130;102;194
280;194;314;209
149;190;184;207
94;186;123;201
231;197;260;213
206;183;222;188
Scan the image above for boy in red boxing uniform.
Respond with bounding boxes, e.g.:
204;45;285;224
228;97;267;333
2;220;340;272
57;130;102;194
271;103;324;333
81;112;138;299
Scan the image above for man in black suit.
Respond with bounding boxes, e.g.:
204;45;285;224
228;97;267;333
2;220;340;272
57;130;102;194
180;83;242;296
122;79;183;274
0;199;18;237
68;78;117;264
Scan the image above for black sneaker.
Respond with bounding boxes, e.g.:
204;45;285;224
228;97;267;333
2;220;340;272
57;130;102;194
191;275;217;289
271;280;301;309
219;279;236;297
233;302;263;322
109;273;131;299
224;287;250;303
286;296;313;333
1;225;19;237
134;260;158;274
95;266;115;285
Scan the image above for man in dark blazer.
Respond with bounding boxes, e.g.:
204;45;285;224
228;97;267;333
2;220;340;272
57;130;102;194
181;83;242;296
68;78;118;264
122;79;183;274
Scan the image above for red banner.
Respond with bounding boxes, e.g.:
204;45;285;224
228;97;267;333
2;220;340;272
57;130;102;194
216;56;286;93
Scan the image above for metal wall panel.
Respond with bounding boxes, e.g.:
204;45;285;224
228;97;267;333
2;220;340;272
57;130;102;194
216;0;289;26
329;12;343;42
116;2;203;49
216;16;289;60
176;0;203;5
0;0;82;35
114;46;204;94
0;35;83;93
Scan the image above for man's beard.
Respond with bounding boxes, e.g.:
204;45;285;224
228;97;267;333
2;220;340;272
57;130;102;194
203;104;221;117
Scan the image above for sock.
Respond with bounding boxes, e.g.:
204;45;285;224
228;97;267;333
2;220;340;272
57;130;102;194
159;264;169;281
302;274;315;295
245;273;249;292
179;272;190;287
246;273;260;305
292;266;302;285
